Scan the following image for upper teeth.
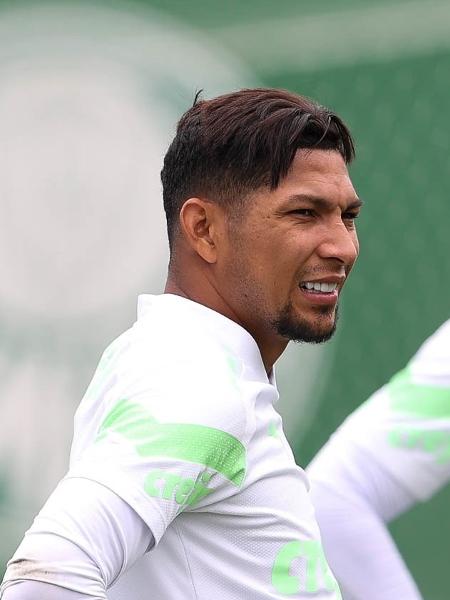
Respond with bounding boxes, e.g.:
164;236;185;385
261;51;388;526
302;282;337;292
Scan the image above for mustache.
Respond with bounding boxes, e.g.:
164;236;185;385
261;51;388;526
300;265;346;278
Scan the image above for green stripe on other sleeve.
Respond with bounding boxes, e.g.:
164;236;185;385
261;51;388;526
97;399;246;486
388;367;450;419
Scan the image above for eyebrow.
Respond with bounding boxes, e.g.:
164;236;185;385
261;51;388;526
285;194;363;210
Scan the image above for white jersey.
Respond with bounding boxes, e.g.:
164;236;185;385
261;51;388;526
5;294;340;599
311;319;450;501
307;320;450;600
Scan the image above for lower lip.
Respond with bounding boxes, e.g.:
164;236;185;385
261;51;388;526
298;287;339;306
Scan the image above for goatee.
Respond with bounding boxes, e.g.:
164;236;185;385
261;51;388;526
273;303;339;344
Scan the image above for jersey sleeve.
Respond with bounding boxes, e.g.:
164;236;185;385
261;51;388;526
320;320;450;501
67;335;250;544
305;322;450;600
1;478;151;598
307;453;422;600
2;581;100;600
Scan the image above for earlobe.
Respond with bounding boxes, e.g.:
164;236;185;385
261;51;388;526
179;198;218;264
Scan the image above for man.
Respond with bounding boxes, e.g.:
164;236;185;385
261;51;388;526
307;320;450;599
1;87;361;599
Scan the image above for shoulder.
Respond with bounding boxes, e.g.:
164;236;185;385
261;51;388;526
110;318;249;443
73;324;250;494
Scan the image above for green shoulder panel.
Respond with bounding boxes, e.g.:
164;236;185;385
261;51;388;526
97;398;246;486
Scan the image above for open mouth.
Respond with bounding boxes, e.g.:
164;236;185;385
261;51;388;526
300;281;338;294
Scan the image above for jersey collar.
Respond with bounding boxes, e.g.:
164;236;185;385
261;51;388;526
137;293;273;385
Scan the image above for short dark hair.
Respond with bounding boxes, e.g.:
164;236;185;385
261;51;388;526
161;87;355;249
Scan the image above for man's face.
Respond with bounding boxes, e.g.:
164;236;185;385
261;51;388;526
217;149;361;345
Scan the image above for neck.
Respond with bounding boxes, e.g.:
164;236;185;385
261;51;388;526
165;272;288;375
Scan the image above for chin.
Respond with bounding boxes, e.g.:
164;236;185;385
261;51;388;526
274;306;339;344
293;322;336;344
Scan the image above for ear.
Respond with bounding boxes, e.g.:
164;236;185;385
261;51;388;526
179;198;223;264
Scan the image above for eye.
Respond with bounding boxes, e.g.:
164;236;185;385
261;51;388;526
290;208;314;217
342;211;360;221
342;211;360;229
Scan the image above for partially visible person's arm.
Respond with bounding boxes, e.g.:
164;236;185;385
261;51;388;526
1;478;153;599
308;435;422;600
307;320;450;599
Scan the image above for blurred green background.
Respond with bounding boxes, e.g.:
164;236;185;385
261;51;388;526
1;0;449;598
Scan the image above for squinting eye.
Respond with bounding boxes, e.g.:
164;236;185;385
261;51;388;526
292;209;314;216
343;212;359;221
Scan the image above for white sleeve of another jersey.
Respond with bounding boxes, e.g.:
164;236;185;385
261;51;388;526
311;319;450;502
1;477;153;598
307;436;422;600
387;319;450;498
307;319;450;599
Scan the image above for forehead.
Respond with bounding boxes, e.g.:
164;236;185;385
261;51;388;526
242;149;357;216
232;149;358;225
279;149;355;199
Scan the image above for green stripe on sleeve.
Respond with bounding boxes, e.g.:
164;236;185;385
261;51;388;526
97;399;246;486
388;367;450;419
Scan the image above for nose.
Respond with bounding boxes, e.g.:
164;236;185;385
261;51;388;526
316;221;359;266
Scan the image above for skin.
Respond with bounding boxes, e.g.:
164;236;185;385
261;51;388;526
165;149;361;374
